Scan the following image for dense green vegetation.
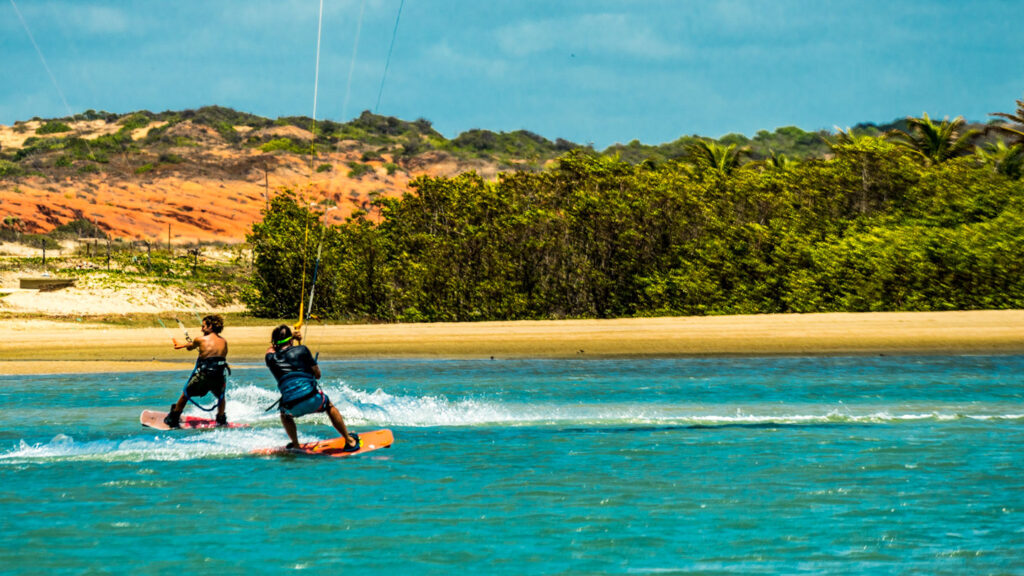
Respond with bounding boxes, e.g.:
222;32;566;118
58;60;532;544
1;104;1004;179
246;103;1024;321
7;100;1024;321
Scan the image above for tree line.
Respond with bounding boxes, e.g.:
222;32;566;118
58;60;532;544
243;103;1024;321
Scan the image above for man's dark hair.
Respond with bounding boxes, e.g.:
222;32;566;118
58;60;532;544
271;324;293;350
203;314;224;334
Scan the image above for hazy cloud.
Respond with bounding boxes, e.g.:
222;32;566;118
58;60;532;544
497;13;686;60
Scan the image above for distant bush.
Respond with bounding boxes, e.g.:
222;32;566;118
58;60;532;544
181;106;271;130
316;163;332;173
36;121;72;135
135;163;154;174
20;233;61;250
0;159;23;177
1;216;23;241
214;121;241;143
158;153;184;164
451;128;568;159
347;162;373;179
75;110;119;122
119;113;151;131
260;138;306;154
51;217;107;239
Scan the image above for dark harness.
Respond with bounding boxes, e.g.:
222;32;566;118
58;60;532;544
197;356;230;375
265;371;321;412
183;356;231;412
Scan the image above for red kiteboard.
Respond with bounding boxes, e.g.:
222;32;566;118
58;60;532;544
253;429;394;457
139;409;248;430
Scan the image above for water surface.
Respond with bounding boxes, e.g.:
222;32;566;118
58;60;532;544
2;356;1022;574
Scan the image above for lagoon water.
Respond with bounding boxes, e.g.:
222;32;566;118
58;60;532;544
1;355;1022;574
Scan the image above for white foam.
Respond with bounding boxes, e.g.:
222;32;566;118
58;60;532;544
4;383;1021;463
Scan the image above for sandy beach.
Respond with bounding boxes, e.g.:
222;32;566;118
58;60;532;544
2;310;1023;375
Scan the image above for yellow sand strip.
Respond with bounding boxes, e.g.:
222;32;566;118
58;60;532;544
2;310;1023;375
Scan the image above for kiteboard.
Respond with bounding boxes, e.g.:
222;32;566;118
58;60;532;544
253;429;394;458
140;409;248;430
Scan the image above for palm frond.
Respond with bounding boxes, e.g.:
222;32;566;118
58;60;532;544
885;113;978;165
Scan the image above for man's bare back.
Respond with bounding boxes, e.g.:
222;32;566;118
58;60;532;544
191;331;228;358
165;314;231;428
176;320;228;358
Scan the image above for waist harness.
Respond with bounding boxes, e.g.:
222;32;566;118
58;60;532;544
271;372;320;411
196;356;231;376
183;356;231;412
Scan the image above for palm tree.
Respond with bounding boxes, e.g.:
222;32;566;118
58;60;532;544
885;113;979;165
767;150;792;168
686;140;748;176
989;96;1024;145
828;126;876;148
976;140;1024;180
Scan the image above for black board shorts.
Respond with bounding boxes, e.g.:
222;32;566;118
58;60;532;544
185;371;226;398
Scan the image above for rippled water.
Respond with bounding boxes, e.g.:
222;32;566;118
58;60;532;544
2;356;1022;574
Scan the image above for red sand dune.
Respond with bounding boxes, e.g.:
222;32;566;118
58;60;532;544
1;120;495;244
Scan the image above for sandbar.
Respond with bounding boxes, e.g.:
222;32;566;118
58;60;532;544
2;310;1023;375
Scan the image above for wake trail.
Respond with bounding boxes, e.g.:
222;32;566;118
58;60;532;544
3;382;1020;463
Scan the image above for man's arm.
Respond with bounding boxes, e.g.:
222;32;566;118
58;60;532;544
173;336;201;350
293;331;321;379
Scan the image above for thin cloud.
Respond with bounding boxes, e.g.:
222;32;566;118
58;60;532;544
424;39;510;81
497;13;686;60
40;3;131;35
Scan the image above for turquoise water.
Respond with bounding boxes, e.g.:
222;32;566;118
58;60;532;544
2;355;1023;574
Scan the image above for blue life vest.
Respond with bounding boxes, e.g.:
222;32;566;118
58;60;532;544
277;371;319;408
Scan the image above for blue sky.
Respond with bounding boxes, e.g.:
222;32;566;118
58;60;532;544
2;0;1022;149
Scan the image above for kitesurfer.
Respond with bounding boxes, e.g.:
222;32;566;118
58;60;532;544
164;314;230;428
264;324;359;451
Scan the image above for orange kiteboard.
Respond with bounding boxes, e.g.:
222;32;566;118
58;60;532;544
253;429;394;458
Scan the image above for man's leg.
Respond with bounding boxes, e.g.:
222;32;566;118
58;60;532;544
280;412;300;447
215;382;227;425
325;404;356;449
164;393;187;428
172;394;187;413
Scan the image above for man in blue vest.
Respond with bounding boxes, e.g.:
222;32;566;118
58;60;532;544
264;324;358;451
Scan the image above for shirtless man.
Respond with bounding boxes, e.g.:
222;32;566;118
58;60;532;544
164;314;230;428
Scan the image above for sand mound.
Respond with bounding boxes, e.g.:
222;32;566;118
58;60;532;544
0;273;242;316
250;125;315;142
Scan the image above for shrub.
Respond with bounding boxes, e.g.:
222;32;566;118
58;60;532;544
51;218;107;239
37;121;72;135
158;153;184;164
119;113;151;131
347;162;373;179
260;138;305;154
0;160;23;178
